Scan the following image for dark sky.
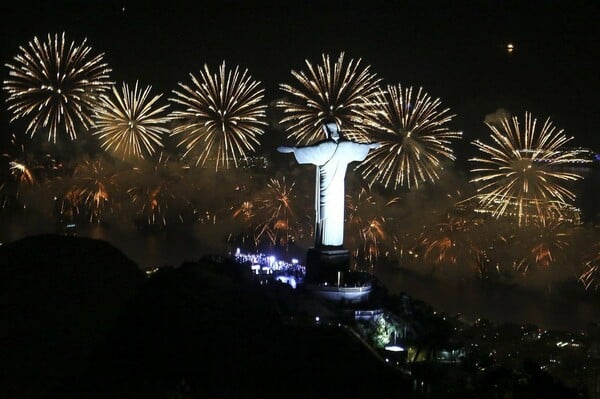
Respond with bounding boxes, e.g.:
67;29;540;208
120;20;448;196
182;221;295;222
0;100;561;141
1;0;599;155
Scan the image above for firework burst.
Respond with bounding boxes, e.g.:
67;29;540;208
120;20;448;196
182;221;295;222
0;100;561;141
512;218;571;273
357;218;386;266
0;158;37;209
470;112;583;225
66;159;119;222
232;200;255;223
579;243;600;290
0;134;59;208
9;161;36;185
357;85;461;189
231;200;256;246
345;188;394;267
528;219;570;269
127;154;183;227
278;52;381;145
417;215;485;273
3;33;112;142
253;177;305;248
93;82;170;159
170;61;267;170
60;186;83;223
346;187;377;223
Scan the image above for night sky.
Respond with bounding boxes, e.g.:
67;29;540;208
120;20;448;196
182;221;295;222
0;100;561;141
1;0;599;156
2;7;600;396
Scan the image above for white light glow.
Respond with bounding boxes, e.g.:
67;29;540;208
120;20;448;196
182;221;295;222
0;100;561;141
385;345;405;352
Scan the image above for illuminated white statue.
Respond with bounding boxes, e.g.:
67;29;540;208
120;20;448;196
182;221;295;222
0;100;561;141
278;122;380;247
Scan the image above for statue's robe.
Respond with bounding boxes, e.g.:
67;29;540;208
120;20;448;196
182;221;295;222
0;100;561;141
291;140;372;246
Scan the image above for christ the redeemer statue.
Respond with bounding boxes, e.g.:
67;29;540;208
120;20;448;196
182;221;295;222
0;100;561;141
278;122;379;248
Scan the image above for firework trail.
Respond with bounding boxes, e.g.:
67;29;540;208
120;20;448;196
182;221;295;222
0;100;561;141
579;244;599;290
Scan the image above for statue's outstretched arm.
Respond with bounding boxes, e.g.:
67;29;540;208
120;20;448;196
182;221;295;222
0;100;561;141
277;146;294;154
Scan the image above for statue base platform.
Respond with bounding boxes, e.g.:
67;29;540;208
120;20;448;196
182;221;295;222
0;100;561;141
305;246;350;284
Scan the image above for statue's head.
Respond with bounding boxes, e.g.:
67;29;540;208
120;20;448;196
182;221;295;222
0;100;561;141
322;121;341;142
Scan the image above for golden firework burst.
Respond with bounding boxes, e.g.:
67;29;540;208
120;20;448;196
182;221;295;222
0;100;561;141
93;82;170;159
170;61;267;170
3;33;112;142
278;52;381;145
357;85;461;189
470;112;583;225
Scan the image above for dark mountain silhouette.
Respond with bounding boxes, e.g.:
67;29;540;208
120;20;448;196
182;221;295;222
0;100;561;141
1;236;406;398
64;259;407;398
0;234;144;399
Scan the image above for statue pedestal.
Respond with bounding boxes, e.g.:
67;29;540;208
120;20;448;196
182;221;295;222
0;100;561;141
305;246;350;284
